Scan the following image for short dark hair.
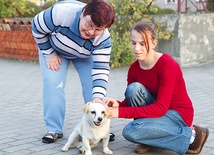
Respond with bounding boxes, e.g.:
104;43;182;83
83;0;115;28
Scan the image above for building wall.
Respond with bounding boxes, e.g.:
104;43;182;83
179;13;214;66
153;0;208;13
154;13;214;66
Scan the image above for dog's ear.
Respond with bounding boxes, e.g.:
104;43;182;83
82;102;91;113
105;109;110;117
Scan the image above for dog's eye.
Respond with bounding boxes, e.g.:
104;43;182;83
102;111;105;114
91;111;96;114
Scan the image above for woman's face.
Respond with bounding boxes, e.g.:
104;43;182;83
79;14;105;39
130;29;155;61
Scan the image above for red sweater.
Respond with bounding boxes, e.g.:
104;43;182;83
118;54;194;126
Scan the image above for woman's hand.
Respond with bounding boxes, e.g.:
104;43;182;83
107;107;118;118
103;97;119;108
92;97;118;118
46;55;62;71
92;98;104;104
103;97;119;118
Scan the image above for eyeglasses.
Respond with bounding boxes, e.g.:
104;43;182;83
85;17;104;34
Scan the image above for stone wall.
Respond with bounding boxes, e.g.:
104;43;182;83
154;13;214;66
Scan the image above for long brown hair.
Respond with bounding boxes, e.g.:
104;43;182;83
131;21;157;51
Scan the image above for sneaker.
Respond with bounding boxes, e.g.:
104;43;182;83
109;132;115;141
186;125;209;154
135;144;153;154
42;131;63;144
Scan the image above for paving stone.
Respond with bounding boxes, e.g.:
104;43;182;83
0;58;213;155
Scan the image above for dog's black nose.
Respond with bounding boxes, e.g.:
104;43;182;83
98;117;103;122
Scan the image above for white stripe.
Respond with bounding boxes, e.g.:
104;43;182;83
92;69;109;75
38;11;51;33
41;48;54;55
51;34;91;56
34;13;45;33
55;33;90;54
93;87;106;95
93;47;111;55
33;35;49;44
93;54;110;62
92;74;108;82
31;30;46;39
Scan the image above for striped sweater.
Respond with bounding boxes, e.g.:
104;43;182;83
31;1;112;99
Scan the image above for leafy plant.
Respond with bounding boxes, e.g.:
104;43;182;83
108;0;174;67
0;0;30;18
207;0;214;12
157;8;176;14
23;1;42;18
78;0;90;3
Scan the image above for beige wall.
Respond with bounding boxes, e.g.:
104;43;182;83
154;13;214;66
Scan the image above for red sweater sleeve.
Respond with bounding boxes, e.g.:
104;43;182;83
118;54;194;126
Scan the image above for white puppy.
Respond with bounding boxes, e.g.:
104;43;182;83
62;102;113;155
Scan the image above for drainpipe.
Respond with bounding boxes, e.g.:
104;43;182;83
178;0;181;13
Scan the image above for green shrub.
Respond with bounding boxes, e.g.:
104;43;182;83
78;0;90;3
108;0;173;68
157;8;176;14
23;1;42;18
207;0;214;12
42;0;57;10
0;0;30;18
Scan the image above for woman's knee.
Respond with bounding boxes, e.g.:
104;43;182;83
125;82;144;98
123;120;157;143
122;124;135;142
122;121;143;142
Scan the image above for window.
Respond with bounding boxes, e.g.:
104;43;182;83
165;0;177;4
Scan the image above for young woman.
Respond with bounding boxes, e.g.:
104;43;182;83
31;0;115;143
104;21;209;154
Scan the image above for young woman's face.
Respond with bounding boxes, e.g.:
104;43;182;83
130;29;155;61
79;15;105;39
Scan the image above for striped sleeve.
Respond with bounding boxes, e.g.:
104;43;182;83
92;30;111;99
31;6;57;57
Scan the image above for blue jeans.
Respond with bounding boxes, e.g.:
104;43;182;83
122;82;192;155
39;51;93;133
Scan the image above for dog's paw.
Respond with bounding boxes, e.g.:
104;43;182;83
79;147;85;154
103;148;113;155
76;142;82;149
61;145;69;152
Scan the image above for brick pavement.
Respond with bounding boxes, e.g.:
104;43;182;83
0;58;213;155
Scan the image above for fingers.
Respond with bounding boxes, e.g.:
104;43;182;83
103;97;118;107
47;61;60;71
103;97;112;105
46;55;61;71
57;56;62;65
107;107;118;118
103;98;111;107
92;98;104;104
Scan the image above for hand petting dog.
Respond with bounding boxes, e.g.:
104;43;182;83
103;97;119;119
